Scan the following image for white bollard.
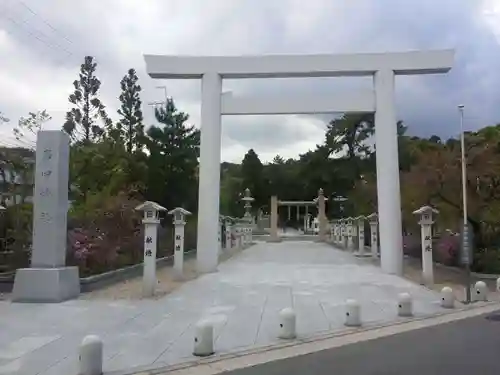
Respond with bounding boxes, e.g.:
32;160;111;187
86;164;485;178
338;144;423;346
345;299;361;327
474;281;488;302
278;308;297;339
193;320;214;357
397;292;413;317
440;286;455;308
79;335;103;375
497;278;500;292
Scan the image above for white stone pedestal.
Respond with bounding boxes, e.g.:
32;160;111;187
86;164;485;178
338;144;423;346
12;130;80;303
12;267;80;303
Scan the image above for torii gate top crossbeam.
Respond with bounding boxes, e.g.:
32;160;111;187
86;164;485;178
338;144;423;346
144;49;454;79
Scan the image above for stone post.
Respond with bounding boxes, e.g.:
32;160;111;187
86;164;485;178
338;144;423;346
136;201;167;297
332;219;339;244
337;220;343;244
269;195;281;242
218;216;223;254
12;130;80;303
330;220;335;243
338;219;344;247
367;213;379;258
317;188;327;242
225;217;233;251
168;207;191;280
413;205;439;286
347;217;354;251
343;219;349;248
355;216;368;257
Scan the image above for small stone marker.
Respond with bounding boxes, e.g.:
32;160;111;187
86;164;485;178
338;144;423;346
474;281;488;302
12;130;80;302
440;286;455;308
79;335;103;375
345;299;361;327
397;292;413;317
278;307;297;339
193;320;215;357
135;200;166;297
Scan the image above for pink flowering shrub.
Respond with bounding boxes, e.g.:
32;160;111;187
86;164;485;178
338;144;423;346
402;234;421;258
66;192;143;276
435;233;460;266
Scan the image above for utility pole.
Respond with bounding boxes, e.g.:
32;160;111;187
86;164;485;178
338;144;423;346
458;104;471;304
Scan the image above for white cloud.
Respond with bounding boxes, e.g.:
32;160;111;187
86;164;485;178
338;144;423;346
0;0;499;162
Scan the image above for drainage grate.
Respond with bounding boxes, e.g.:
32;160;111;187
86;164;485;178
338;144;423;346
485;313;500;322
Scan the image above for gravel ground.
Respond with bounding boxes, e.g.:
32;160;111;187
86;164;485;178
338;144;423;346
0;245;247;301
79;245;246;300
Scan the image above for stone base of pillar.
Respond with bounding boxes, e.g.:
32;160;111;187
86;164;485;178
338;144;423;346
12;266;80;303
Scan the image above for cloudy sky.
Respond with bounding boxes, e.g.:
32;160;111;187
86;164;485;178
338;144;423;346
1;0;500;163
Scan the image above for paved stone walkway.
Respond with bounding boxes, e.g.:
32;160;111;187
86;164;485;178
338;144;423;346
0;241;447;375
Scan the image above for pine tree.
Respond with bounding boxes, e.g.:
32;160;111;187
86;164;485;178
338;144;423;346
145;98;200;210
63;56;111;143
117;68;144;153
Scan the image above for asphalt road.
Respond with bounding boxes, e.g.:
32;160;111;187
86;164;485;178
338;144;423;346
225;311;500;375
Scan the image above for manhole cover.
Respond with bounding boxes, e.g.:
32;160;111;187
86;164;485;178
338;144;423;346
485;313;500;321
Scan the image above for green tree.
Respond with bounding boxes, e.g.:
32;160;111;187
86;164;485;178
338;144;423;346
324;113;374;189
325;113;374;160
63;56;111;142
145;99;200;211
13;110;51;147
241;149;266;209
116;68;144;152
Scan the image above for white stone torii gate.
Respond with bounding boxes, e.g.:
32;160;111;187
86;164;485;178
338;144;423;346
144;50;454;276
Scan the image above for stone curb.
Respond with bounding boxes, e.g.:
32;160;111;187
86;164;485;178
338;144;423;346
80;250;197;292
108;301;500;375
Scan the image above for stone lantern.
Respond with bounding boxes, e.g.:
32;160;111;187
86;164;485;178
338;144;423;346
366;213;379;258
135;201;167;297
354;216;368;257
168;207;192;280
413;205;439;285
346;217;355;251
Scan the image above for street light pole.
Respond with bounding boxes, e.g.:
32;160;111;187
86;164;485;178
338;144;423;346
459;104;471;304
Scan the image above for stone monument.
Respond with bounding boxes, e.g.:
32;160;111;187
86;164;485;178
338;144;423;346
12;130;80;302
